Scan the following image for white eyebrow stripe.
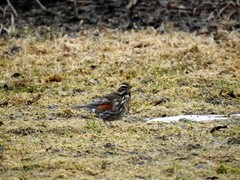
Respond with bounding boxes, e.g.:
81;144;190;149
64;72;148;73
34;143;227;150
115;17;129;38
120;85;128;88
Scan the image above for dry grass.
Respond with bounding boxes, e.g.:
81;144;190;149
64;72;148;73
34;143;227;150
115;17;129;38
0;29;240;179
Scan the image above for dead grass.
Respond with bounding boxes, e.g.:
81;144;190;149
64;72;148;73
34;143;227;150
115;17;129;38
0;29;240;179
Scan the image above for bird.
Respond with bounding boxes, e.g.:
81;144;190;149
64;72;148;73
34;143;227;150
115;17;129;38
76;82;132;127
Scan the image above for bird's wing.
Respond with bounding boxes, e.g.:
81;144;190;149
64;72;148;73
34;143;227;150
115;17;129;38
72;92;118;112
89;92;119;112
103;92;119;101
96;103;113;112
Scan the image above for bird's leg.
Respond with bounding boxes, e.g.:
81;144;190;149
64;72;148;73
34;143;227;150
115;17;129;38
103;120;111;128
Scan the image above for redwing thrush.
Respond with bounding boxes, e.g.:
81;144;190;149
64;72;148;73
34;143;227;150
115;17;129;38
77;82;132;126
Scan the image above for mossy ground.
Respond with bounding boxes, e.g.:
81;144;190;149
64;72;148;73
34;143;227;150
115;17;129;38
0;29;240;179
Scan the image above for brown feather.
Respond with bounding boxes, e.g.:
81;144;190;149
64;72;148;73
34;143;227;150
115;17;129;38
97;103;113;111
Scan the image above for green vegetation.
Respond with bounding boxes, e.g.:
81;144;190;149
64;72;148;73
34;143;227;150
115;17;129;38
0;29;239;179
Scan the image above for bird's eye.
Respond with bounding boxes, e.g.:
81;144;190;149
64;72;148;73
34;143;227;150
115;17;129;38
119;86;128;93
119;87;126;92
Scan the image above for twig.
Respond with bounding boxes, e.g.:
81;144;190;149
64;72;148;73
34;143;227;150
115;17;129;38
156;0;166;8
6;0;18;17
217;2;235;19
34;0;61;16
126;0;138;9
35;0;47;11
0;24;3;34
73;0;79;17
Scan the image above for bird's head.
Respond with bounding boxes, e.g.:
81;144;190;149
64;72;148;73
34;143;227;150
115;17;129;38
117;82;132;95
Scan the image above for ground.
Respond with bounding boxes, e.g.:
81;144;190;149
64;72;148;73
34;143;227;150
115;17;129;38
0;29;240;179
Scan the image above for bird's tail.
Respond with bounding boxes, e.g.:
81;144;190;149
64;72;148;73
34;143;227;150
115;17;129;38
70;104;96;113
70;104;87;109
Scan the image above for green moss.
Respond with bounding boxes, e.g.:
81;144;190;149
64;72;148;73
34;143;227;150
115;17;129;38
217;164;240;174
